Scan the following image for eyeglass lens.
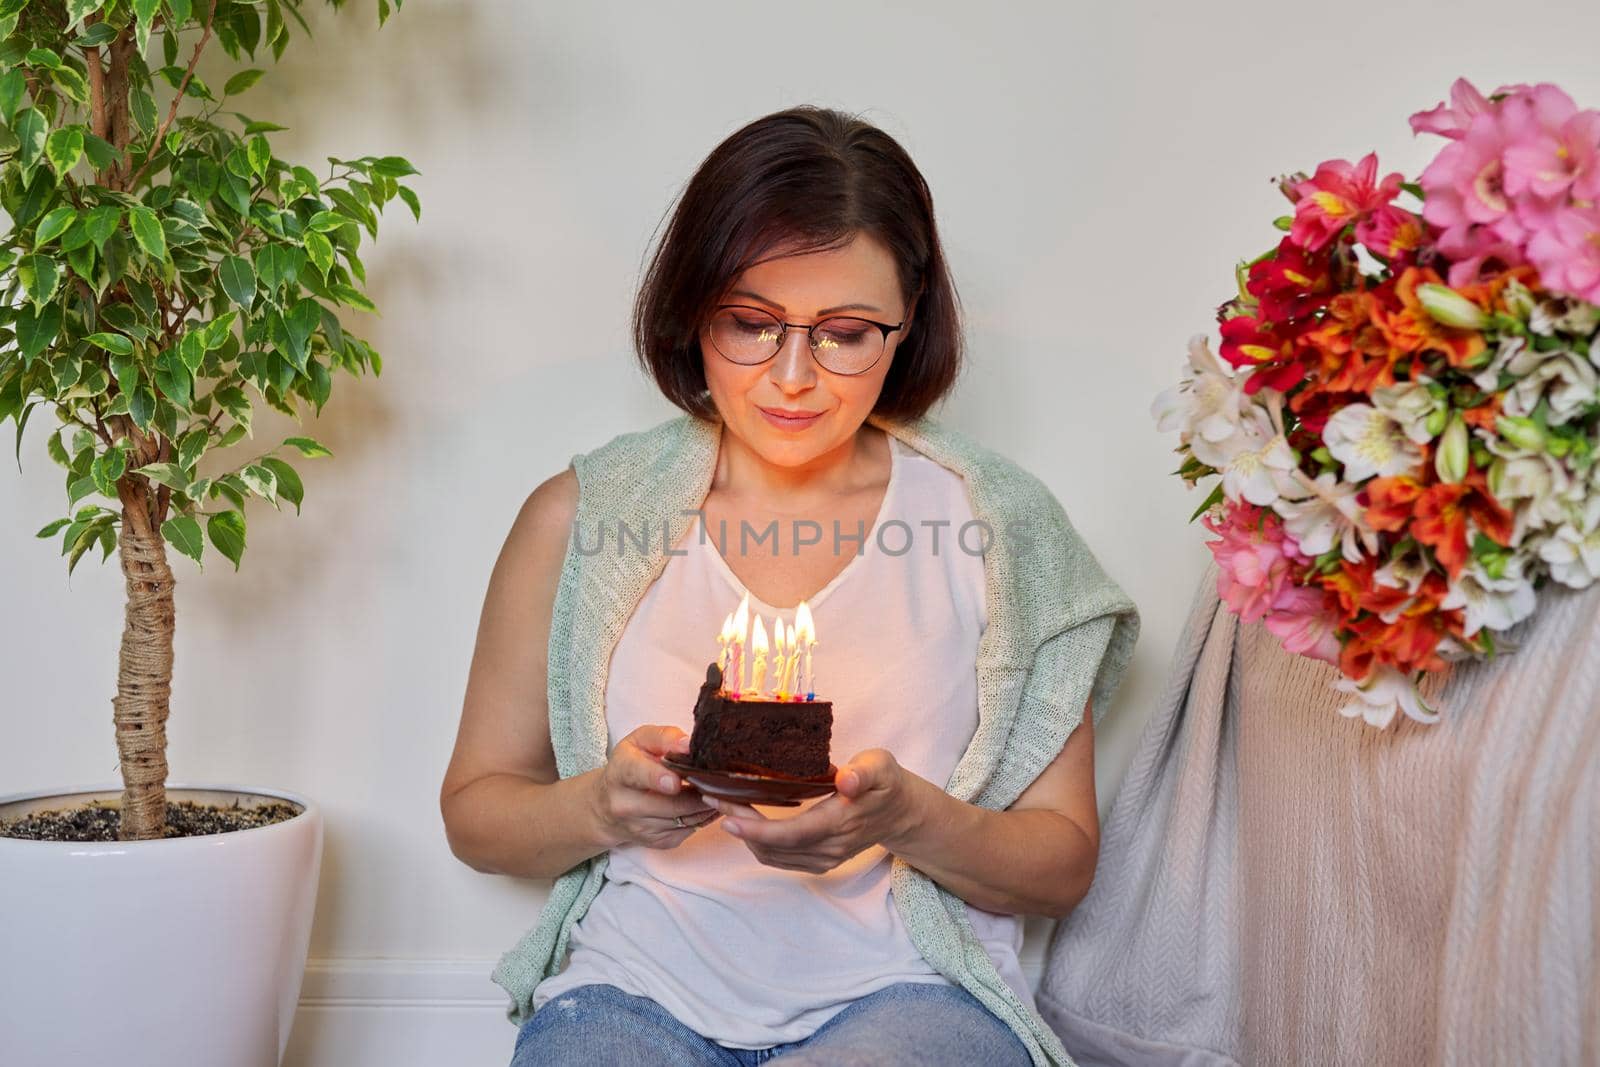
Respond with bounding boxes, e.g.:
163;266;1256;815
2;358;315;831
709;307;885;374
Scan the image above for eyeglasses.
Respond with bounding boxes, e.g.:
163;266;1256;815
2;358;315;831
706;304;905;376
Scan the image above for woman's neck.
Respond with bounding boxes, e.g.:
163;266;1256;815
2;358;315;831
712;420;890;506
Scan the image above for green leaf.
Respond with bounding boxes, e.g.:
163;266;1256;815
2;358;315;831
18;254;61;309
14;107;46;170
75;21;118;47
304;229;335;276
49;66;88;105
246;134;271;177
25;48;63;70
306;210;346;233
37;516;72;538
1188;482;1226;523
206;510;246;570
177;428;208;473
154;348;192;408
396;184;421;222
45;126;84;175
65;0;106;27
240;462;278;504
162;514;204;567
90;445;127;496
219;254;256;309
283;435;332;458
128;206;168;261
224;69;264;96
14;302;60;367
135;461;189;492
86;331;133;354
0;69;24;122
67;474;97;507
130;87;157;135
167;0;193;24
80;131;118;170
84;205;121;251
331;284;376;313
259;456;303;515
129;384;156;431
35;206;78;245
371;155;419;178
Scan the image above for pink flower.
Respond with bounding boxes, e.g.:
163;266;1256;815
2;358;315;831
1264;584;1342;666
1409;77;1532;140
1203;501;1308;624
1525;203;1600;303
1290;153;1405;251
1496;84;1600;198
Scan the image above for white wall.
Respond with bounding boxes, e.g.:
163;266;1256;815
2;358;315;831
4;1;1597;1063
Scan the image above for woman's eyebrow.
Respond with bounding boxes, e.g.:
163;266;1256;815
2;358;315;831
727;289;883;316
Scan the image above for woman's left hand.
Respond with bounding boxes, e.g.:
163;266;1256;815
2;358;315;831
705;748;917;873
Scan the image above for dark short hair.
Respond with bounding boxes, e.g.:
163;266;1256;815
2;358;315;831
632;106;964;421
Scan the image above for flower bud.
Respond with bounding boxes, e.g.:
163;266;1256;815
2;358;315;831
1487;456;1508;499
1435;415;1469;484
1496;415;1546;453
1417;283;1490;331
1424;407;1449;438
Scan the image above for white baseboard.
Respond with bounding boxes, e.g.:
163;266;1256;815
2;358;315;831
286;938;1052;1067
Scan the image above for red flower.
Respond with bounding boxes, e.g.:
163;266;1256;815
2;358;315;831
1247;238;1335;321
1290;153;1407;251
1217;313;1309;393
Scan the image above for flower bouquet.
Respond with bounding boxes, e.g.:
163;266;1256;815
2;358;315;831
1154;78;1600;728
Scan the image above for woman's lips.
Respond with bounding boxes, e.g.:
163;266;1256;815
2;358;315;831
758;406;825;430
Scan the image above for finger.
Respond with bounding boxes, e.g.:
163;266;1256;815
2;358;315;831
705;797;765;821
724;807;831;849
633;724;691;758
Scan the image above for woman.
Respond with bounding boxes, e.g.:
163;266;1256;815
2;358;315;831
440;105;1139;1067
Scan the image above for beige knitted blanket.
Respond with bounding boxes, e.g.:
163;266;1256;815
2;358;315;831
1038;563;1600;1066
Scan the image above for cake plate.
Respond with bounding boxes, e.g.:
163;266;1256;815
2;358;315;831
660;754;837;807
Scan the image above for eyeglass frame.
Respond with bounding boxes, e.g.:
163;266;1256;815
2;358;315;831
706;303;907;376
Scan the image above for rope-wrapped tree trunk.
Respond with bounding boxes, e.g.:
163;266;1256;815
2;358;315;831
112;475;175;840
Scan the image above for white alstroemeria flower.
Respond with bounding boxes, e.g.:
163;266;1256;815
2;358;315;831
1470;334;1528;391
1439;561;1539;637
1371;381;1443;444
1502;349;1598;426
1212;408;1300;507
1538;498;1600;589
1488;451;1577;540
1334;665;1441;729
1529;295;1600;341
1152;335;1247;452
1323;404;1425;482
1369;553;1432;622
1273;471;1376;562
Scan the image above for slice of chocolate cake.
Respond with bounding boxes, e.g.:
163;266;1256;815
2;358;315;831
689;661;832;778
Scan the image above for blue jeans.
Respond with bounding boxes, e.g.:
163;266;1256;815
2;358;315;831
510;980;1034;1066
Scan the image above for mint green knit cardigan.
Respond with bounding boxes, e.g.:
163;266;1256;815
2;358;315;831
489;410;1140;1067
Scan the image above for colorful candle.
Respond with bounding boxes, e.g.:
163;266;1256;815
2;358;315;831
716;612;733;674
729;593;750;696
794;600;816;700
773;619;789;699
749;614;769;698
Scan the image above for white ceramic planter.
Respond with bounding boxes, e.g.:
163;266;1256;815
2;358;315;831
0;783;323;1067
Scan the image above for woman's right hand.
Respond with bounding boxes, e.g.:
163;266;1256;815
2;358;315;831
595;724;721;849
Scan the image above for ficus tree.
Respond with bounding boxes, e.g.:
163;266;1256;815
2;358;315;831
0;0;418;840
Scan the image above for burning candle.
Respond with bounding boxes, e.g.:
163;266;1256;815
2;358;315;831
716;612;733;674
782;620;799;697
773;619;789;699
749;615;769;697
728;593;750;696
794;600;816;700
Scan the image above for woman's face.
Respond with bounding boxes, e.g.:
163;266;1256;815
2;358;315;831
698;231;913;468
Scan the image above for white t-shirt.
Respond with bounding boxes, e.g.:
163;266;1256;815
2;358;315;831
530;433;1033;1048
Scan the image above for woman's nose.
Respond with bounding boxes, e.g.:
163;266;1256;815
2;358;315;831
769;328;817;387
